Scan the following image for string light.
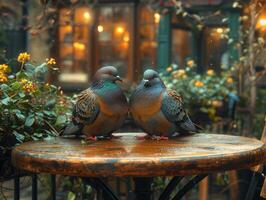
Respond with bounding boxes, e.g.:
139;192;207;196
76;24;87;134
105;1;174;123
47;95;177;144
154;13;160;24
258;18;266;27
216;28;223;34
116;26;124;34
97;25;104;32
83;11;91;22
73;42;85;50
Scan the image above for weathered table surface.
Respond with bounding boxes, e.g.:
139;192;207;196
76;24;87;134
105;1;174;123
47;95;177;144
12;133;266;177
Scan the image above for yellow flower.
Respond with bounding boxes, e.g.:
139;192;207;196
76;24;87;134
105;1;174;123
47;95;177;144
0;64;9;73
173;69;186;78
20;79;36;93
194;80;204;87
46;58;56;65
22;81;36;93
17;52;30;63
20;78;28;84
166;67;173;72
0;72;7;83
227;77;233;84
207;69;215;76
187;60;195;67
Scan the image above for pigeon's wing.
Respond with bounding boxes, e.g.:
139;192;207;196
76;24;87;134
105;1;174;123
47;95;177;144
63;89;100;136
73;88;100;125
161;89;197;133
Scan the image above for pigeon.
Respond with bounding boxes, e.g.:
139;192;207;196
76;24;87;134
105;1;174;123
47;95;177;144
63;66;128;140
129;69;199;140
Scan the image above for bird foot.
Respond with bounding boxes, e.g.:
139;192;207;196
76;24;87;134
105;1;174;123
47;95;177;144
135;135;149;140
152;136;169;140
85;136;98;141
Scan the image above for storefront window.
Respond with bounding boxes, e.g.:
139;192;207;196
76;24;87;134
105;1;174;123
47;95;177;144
139;6;159;68
96;5;132;78
203;27;228;70
171;29;192;67
58;7;92;83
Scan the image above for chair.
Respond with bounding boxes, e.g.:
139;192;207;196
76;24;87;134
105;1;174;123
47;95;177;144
245;116;266;200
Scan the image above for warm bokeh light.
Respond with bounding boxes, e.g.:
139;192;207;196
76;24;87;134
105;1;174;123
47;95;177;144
216;28;223;33
116;26;125;34
97;25;104;32
123;35;130;42
258;18;266;28
154;13;160;24
73;42;85;50
65;25;72;32
83;11;91;22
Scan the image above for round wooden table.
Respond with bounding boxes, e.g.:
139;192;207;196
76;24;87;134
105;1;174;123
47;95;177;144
12;133;266;200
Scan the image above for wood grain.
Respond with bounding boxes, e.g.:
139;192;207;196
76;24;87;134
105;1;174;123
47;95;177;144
11;133;266;177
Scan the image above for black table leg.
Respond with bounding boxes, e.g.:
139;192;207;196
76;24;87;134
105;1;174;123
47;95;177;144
32;174;38;200
133;177;153;200
84;177;120;200
51;174;56;200
159;176;184;200
14;176;20;200
172;174;208;200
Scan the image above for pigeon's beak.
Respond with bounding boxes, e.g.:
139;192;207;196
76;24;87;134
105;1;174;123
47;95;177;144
143;79;150;87
115;75;123;82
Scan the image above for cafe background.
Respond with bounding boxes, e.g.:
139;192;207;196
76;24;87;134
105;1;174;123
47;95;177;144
2;0;262;88
0;0;266;199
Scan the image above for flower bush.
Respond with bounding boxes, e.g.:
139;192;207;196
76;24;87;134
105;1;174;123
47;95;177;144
160;60;237;123
0;53;72;178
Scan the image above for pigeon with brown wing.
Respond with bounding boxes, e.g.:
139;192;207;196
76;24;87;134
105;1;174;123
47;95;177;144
129;69;199;139
63;66;128;140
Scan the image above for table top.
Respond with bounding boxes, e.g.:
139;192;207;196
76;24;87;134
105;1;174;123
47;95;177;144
12;133;266;177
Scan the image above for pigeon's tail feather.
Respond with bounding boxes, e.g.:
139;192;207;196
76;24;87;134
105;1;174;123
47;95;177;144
61;122;82;136
180;115;198;133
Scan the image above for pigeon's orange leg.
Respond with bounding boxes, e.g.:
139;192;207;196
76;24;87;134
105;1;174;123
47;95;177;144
135;135;150;140
85;136;97;141
152;135;169;140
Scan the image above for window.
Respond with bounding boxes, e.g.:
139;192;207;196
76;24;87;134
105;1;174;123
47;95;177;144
96;4;133;78
139;6;159;69
58;7;92;83
203;27;228;71
171;29;192;67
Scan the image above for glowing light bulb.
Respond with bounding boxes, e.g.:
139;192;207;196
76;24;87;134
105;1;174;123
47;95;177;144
83;12;91;21
123;35;130;42
116;26;124;34
216;28;223;33
97;25;104;32
259;18;266;27
73;42;85;50
154;13;160;24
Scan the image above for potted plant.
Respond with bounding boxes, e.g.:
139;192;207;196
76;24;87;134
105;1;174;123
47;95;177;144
0;53;72;179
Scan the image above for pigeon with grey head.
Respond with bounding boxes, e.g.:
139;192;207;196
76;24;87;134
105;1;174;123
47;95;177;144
63;66;128;140
129;69;199;139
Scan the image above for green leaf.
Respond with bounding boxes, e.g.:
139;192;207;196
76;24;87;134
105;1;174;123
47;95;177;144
33;133;43;138
67;191;76;200
45;99;56;108
35;63;48;76
25;63;35;76
15;113;25;121
0;84;9;90
11;81;21;90
19;92;26;98
25;115;35;127
43;110;56;117
55;115;67;126
13;131;25;142
1;97;10;105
